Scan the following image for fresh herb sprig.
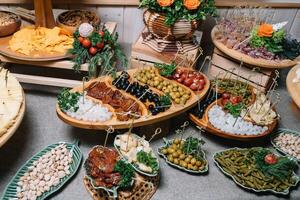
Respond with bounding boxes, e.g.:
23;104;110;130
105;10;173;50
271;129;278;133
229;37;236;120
159;93;172;108
114;160;135;189
224;102;246;118
69;28;127;77
250;27;285;53
57;88;81;112
252;148;298;181
183;137;205;160
137;150;159;172
154;62;177;77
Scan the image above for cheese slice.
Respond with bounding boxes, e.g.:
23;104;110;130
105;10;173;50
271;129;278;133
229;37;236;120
0;69;23;136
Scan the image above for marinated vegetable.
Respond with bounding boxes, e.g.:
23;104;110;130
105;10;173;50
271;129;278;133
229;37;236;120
214;147;299;194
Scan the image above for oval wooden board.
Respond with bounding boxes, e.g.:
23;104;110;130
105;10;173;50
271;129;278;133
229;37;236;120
189;99;278;141
286;65;300;108
0;35;72;61
57;68;210;130
0;91;25;147
211;26;297;69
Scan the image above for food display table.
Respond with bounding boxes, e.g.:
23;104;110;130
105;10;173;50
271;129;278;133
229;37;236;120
0;44;299;200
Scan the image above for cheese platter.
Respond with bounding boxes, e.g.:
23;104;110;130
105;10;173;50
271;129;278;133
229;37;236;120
56;66;210;130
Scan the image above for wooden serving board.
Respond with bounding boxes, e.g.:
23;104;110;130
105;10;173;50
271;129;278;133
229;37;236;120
83;173;159;200
56;68;210;130
189;99;278;141
0;91;25;147
0;35;71;62
211;26;298;69
286;65;300;108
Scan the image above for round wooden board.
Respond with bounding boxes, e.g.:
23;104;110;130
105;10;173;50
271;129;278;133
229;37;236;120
286;65;300;108
189;99;278;141
0;91;25;147
83;173;159;200
56;68;210;130
0;35;72;61
211;26;298;69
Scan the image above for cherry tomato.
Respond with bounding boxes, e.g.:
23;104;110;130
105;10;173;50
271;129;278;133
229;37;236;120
264;154;278;165
184;78;193;87
96;42;105;50
82;39;91;48
193;78;200;83
231;96;241;104
197;74;204;79
177;78;183;83
181;72;188;80
222;98;230;106
188;73;195;78
173;73;180;79
89;47;98;55
198;79;206;85
190;82;198;90
222;93;230;99
99;31;105;37
78;36;84;43
197;83;204;90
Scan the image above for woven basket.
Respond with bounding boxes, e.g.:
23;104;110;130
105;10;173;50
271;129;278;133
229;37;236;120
143;9;200;41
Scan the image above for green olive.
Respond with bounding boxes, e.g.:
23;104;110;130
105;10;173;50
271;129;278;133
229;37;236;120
190;158;196;165
187;163;193;169
175;98;180;104
181;161;188;168
168;148;175;154
196;161;202;167
185;157;191;163
167;155;174;162
161;149;168;155
174;139;180;144
179;154;185;160
173;158;179;165
172;152;179;158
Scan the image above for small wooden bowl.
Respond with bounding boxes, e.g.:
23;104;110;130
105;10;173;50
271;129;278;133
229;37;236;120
0;11;21;37
57;10;100;34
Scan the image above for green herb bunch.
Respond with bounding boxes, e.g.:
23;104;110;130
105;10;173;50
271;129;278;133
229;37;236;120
224;102;246;118
137;150;159;172
57;88;81;112
250;27;285;53
154;62;177;77
252;148;298;181
114;160;135;188
139;0;217;26
183;137;205;160
69;28;127;78
159;93;172;108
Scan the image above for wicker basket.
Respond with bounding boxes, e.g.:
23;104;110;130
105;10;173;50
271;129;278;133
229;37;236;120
143;9;200;41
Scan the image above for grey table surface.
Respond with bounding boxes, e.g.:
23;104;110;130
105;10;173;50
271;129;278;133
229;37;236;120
1;40;300;199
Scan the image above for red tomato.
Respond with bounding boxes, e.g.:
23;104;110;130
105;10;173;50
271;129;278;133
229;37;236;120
181;72;188;80
183;78;193;87
177;78;183;83
264;154;278;165
188;73;195;78
197;83;204;90
98;31;105;37
222;98;230;105
198;79;206;85
231;96;240;105
89;47;98;55
197;74;204;79
82;39;91;48
173;73;180;79
96;42;105;49
190;82;198;90
193;78;200;83
78;36;84;43
222;93;230;99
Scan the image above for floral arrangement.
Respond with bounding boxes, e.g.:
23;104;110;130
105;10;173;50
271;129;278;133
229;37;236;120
139;0;216;26
69;23;127;77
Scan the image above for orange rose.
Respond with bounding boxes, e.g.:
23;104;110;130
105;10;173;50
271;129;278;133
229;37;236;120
257;24;273;37
184;0;201;10
157;0;174;7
